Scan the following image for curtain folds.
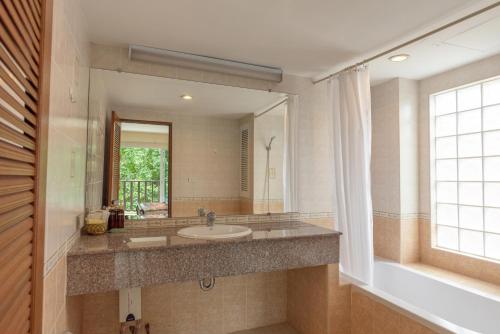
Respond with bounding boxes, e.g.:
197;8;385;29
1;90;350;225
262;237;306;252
329;67;374;284
284;95;300;212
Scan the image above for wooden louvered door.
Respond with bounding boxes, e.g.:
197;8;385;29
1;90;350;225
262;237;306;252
0;0;52;333
107;111;121;205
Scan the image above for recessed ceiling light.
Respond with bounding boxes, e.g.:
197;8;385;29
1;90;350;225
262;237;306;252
389;54;410;62
181;94;193;100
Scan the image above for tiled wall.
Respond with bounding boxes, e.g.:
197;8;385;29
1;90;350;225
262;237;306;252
288;264;351;334
45;0;89;269
172;197;242;216
43;256;83;334
43;0;90;332
81;271;287;334
371;79;401;215
371;78;420;263
418;53;500;285
253;199;284;214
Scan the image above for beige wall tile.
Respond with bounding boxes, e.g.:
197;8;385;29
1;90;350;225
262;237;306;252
400;218;420;263
45;0;90;265
351;289;374;334
287;264;350;334
81;272;287;334
43;255;83;334
43;269;57;334
82;291;120;334
372;302;399;334
373;215;400;262
371;79;401;215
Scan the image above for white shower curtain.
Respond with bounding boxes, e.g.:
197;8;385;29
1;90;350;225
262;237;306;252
329;66;374;284
284;95;300;212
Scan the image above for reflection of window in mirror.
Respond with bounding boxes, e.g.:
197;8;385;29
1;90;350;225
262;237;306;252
86;69;290;219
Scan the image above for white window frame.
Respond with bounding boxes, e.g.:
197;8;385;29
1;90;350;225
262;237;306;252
430;75;500;262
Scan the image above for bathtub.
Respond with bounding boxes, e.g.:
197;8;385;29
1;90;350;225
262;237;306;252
349;259;500;334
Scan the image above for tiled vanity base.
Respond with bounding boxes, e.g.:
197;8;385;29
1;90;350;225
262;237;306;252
67;221;340;295
232;323;298;334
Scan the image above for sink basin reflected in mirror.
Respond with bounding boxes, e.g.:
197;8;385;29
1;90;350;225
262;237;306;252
177;225;252;240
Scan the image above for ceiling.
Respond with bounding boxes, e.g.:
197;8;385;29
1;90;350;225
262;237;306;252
81;0;477;77
94;70;286;119
370;6;500;84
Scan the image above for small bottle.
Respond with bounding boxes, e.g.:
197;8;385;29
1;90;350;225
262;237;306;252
117;207;125;228
108;207;117;230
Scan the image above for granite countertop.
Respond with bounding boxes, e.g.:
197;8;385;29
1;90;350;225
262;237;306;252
68;221;340;256
67;221;340;295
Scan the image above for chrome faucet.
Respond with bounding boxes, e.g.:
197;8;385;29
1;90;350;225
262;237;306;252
207;211;216;227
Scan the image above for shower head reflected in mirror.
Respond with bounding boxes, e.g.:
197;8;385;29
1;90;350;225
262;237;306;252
266;136;276;151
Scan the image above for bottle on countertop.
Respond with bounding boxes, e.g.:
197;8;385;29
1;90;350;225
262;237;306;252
108;202;125;230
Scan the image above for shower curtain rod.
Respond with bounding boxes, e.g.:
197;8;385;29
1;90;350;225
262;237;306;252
254;98;288;118
313;1;500;85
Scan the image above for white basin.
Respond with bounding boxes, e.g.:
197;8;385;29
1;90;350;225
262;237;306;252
177;224;252;240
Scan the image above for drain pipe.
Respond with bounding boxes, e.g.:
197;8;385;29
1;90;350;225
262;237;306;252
199;277;216;291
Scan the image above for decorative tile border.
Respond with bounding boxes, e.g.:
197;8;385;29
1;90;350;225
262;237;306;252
373;210;427;220
44;227;81;277
299;212;336;219
125;212;301;229
172;196;241;201
123;210;432;230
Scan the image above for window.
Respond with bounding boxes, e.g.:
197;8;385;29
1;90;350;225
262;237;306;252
431;77;500;261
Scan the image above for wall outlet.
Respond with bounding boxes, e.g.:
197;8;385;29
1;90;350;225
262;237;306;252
269;167;276;179
69;87;77;103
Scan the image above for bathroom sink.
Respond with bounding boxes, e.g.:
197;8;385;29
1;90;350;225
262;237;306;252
177;224;252;240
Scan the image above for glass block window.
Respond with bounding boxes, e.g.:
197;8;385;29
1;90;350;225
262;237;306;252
431;77;500;261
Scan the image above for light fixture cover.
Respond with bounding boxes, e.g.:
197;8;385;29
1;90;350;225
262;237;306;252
389;54;410;62
129;45;283;82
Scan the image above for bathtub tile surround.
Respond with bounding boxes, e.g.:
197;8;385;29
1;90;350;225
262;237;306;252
351;286;438;334
371;78;420;264
81;271;287;334
373;214;420;263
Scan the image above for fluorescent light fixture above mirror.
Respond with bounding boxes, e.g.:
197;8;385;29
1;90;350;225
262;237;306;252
129;45;283;82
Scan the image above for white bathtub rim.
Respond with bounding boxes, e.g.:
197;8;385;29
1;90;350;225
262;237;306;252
376;258;500;303
351;284;479;334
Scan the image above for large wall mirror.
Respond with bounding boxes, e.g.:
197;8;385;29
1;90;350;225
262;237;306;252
85;69;292;218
